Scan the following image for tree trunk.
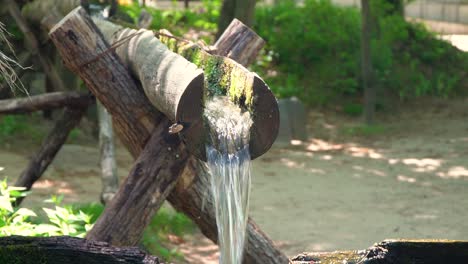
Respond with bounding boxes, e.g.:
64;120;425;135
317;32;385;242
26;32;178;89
49;6;287;264
214;18;265;67
14;103;92;205
217;0;256;40
0;91;91;114
0;236;160;264
97;102;119;204
361;0;375;125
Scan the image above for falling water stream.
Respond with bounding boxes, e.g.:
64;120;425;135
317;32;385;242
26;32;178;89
204;96;253;264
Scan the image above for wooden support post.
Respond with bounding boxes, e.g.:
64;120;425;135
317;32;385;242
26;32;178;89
97;102;119;204
0;236;160;264
14;101;92;205
87;120;188;246
49;6;186;247
49;6;287;264
0;91;91;114
214;18;265;67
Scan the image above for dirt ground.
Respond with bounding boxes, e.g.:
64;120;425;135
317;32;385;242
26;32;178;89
1;98;468;263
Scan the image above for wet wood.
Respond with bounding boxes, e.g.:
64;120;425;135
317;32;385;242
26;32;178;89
0;91;91;114
157;30;279;161
0;236;160;264
291;239;468;264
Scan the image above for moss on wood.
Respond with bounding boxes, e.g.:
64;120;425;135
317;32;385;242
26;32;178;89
157;30;255;112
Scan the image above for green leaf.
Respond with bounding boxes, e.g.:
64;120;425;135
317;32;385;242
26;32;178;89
14;208;36;218
0;196;13;212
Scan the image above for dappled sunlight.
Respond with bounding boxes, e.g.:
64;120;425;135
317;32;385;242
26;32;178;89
306;139;344;152
346;146;384;159
280;157;305;169
437;166;468;179
32;179;73;193
397;175;417;183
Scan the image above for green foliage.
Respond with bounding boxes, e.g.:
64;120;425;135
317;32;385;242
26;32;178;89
118;0;220;41
0;179;194;262
253;0;468;106
0;180;94;238
0;114;45;144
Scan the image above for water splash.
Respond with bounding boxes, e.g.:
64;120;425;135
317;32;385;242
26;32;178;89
205;96;252;264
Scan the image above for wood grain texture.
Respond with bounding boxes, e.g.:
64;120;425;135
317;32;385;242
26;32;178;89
87;118;189;246
0;236;160;264
214;18;265;67
49;6;286;264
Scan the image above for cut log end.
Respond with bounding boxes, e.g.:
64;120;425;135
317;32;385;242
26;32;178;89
249;76;280;160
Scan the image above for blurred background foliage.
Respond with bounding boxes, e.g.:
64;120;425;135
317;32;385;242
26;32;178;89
116;0;467;112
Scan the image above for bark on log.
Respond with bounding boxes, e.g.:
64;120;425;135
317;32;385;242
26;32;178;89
49;6;286;264
87;119;189;246
157;30;279;161
0;236;160;264
92;19;204;135
6;0;66;94
48;7;185;247
15;102;92;205
214;18;265;67
291;239;468;264
97;102;119;204
0;91;91;114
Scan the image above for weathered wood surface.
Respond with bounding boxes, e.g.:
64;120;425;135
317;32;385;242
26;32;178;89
97;102;119;204
49;7;185;248
49;6;286;264
15;103;92;205
0;236;161;264
0;91;91;114
158;30;279;161
291;239;468;264
87;119;189;246
214;18;265;67
6;0;66;94
93;19;204;131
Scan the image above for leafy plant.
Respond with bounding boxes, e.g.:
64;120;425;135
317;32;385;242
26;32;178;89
0;179;94;238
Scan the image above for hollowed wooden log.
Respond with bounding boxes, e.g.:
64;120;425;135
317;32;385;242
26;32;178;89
92;20;204;135
157;30;279;160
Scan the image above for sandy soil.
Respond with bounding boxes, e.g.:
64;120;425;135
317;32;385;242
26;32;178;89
1;98;468;262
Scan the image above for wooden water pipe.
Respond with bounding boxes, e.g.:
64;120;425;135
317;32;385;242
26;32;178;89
93;19;279;161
